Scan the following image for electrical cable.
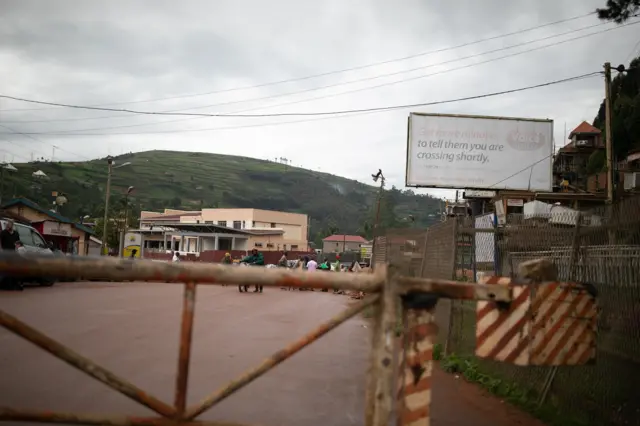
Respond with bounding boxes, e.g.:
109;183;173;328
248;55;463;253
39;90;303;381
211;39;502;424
0;17;623;126
2;18;636;139
0;124;92;161
487;153;555;189
0;72;600;137
0;11;597;113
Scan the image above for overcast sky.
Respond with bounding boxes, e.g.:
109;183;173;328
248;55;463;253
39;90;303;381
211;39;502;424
1;0;639;200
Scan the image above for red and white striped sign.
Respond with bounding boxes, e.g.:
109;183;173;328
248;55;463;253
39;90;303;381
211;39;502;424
397;308;437;426
476;276;597;366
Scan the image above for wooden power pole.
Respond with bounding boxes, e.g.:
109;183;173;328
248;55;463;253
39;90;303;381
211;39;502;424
604;62;614;204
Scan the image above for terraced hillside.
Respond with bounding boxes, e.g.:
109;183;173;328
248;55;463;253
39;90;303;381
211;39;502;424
2;150;441;243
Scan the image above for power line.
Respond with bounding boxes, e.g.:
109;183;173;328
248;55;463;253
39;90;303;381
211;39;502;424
2;19;636;138
0;18;616;128
0;72;600;137
626;37;640;63
0;124;92;161
0;18;619;127
0;12;596;113
0;146;31;162
488;153;554;189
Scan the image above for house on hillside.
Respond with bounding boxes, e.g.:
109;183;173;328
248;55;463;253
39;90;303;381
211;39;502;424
1;198;94;255
322;234;370;253
553;121;604;192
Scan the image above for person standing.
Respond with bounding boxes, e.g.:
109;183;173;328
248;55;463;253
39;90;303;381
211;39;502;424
1;220;23;291
240;248;264;293
0;220;19;251
306;256;317;271
277;251;288;268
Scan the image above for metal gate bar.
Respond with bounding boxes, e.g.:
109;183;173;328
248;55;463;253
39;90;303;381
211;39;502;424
0;309;176;418
175;281;197;415
0;255;381;292
0;407;250;426
184;295;379;420
0;253;595;426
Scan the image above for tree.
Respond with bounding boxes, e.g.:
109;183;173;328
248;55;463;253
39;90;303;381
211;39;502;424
593;56;640;159
597;0;640;23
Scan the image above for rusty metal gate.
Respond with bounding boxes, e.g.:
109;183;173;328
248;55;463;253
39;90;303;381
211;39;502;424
0;254;597;426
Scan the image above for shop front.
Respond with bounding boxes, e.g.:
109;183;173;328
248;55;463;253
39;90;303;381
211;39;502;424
33;220;79;253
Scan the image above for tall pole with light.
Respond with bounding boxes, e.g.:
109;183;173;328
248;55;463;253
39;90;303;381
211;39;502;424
101;157;132;255
101;157;114;255
370;169;385;270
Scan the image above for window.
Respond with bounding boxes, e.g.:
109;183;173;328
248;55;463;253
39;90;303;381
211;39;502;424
31;231;47;248
267;243;274;248
252;221;256;227
15;224;35;246
218;221;227;227
254;242;263;247
291;245;299;250
233;221;242;230
270;223;276;228
242;220;246;229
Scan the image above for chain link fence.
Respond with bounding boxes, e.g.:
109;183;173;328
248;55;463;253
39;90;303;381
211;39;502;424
447;196;640;426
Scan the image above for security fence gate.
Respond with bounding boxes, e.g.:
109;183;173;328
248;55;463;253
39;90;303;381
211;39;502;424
0;254;596;426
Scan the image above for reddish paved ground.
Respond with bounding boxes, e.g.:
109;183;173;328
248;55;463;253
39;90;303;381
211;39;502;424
0;282;546;426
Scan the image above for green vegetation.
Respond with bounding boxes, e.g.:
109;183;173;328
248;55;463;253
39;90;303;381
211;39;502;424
593;56;640;159
436;350;591;426
1;150;441;243
597;0;640;23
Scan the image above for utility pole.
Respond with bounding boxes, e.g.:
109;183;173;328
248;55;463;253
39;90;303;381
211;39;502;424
101;157;114;255
604;62;614;204
370;169;385;269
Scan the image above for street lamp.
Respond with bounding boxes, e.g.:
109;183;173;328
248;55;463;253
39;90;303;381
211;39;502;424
370;169;385;270
101;158;132;255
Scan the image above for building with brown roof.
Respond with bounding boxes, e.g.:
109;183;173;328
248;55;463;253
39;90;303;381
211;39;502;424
552;121;604;192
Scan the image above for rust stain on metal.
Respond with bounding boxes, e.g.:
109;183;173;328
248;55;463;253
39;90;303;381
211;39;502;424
174;281;197;416
184;295;379;420
0;253;383;292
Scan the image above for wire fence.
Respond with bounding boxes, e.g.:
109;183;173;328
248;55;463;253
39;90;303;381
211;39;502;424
380;195;640;426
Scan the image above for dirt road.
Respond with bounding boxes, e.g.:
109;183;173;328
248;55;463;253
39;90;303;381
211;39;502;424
0;282;545;426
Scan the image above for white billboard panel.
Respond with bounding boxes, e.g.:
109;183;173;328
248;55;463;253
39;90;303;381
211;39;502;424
406;113;553;191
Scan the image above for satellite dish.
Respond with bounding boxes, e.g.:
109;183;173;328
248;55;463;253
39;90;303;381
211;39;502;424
55;195;68;206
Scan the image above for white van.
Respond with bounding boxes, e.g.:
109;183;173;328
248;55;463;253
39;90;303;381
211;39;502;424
0;218;56;286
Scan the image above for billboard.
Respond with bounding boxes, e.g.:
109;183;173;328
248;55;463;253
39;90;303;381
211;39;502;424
406;113;553;191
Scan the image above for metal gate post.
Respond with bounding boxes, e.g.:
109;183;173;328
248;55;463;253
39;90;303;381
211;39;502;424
397;293;438;426
367;265;399;426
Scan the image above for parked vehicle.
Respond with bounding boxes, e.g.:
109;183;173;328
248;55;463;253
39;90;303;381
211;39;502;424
0;218;56;287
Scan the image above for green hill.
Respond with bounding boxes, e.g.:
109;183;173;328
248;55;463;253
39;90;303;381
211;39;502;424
1;150;442;245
